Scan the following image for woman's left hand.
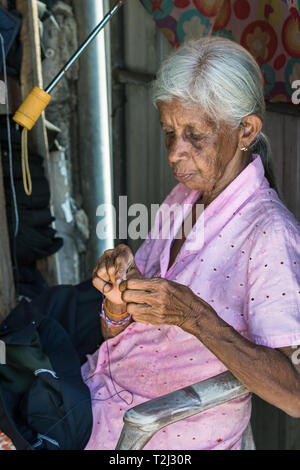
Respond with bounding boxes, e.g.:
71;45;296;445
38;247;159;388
119;277;212;330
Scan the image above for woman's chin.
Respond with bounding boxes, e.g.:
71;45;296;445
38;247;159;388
181;178;205;192
173;172;211;192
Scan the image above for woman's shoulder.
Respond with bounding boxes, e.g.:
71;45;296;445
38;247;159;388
247;184;300;254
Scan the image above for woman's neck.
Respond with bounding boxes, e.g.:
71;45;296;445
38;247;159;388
199;152;252;208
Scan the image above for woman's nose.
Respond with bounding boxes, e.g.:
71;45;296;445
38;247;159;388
168;135;189;163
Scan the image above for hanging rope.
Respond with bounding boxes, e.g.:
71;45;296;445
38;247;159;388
21;127;32;196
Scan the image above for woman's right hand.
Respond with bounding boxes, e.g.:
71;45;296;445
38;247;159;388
92;244;143;306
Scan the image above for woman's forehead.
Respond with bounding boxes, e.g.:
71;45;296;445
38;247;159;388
158;98;218;131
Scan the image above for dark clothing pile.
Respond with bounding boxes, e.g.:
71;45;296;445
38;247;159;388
0;116;63;298
0;4;22;77
0;279;104;450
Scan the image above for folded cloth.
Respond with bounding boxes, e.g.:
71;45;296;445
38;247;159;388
0;4;21;74
6;208;54;228
10;225;63;265
1;116;63;274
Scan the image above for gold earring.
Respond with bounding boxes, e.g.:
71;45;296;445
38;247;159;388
240;146;248;152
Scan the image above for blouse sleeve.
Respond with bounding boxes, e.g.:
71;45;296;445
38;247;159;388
246;218;300;348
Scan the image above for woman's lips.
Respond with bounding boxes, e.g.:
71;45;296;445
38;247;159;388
174;173;193;182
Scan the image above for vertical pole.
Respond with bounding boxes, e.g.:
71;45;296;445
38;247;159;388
73;0;114;277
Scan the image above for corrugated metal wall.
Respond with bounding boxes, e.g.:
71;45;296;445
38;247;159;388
118;0;300;450
253;112;300;450
264;111;300;221
123;0;173;253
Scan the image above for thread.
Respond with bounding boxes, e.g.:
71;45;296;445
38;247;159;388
31;299;134;447
104;308;134;406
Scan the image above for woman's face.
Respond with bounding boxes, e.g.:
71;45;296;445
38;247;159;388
158;98;246;194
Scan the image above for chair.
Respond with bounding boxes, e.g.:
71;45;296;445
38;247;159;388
116;371;255;450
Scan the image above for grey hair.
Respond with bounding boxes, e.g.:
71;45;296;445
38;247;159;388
152;37;279;192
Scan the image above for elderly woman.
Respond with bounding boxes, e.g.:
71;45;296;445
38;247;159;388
82;37;300;450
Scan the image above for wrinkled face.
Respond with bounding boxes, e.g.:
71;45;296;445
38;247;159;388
158;98;243;193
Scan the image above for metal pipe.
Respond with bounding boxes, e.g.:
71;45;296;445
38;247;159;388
73;0;116;277
45;0;126;94
113;67;155;86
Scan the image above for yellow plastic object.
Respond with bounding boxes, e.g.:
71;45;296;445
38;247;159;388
13;86;51;131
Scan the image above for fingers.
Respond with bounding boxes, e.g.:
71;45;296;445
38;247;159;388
112;246;134;284
106;255;118;285
93;249;114;283
114;260;128;285
127;302;153;324
127;302;171;326
120;277;165;293
92;276;113;295
119;278;188;327
93;244;134;286
121;289;154;305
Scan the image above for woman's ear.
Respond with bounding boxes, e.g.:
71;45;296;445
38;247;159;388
239;115;263;148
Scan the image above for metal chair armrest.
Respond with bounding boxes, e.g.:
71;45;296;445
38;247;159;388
116;371;249;450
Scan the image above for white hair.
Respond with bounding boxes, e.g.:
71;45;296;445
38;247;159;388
152;37;278;192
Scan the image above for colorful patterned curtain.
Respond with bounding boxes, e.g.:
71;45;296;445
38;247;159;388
0;431;16;450
140;0;300;104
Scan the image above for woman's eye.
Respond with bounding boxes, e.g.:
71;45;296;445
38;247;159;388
165;131;175;140
190;133;202;141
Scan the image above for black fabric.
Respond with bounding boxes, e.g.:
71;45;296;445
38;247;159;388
0;279;104;450
0;116;63;297
0;5;21;60
5;175;52;210
27;278;104;364
39;0;57;9
0;5;22;76
6;208;54;229
10;226;62;265
0;389;32;450
14;266;48;300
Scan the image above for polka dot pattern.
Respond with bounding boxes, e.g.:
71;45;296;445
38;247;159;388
83;155;300;451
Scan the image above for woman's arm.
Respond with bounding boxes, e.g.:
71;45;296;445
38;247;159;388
182;305;300;418
120;277;300;418
100;299;133;340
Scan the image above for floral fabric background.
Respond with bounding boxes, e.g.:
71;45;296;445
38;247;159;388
140;0;300;103
0;431;16;450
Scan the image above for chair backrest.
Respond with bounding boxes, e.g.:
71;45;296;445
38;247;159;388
116;371;254;450
0;341;5;365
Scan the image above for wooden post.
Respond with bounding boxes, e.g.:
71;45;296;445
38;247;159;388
0;146;16;322
15;0;59;286
0;0;17;321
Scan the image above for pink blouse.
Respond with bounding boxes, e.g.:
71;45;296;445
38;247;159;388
82;154;300;450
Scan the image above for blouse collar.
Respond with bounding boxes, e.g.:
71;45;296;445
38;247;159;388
160;154;267;276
